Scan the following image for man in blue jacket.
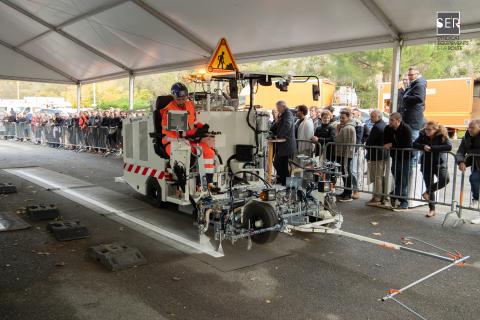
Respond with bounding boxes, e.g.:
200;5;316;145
401;67;426;166
271;100;296;185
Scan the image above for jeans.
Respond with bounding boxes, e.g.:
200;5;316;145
469;170;480;201
351;152;359;190
410;129;420;167
391;156;410;206
423;166;450;210
337;156;355;197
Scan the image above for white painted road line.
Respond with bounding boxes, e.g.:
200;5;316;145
4;168;223;258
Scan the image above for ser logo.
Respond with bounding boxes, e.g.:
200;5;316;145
437;12;460;35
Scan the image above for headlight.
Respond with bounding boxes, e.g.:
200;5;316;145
259;189;276;201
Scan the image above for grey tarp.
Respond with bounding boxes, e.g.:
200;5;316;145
0;0;479;84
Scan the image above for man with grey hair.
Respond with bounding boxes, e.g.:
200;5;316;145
365;109;389;205
456;119;480;223
384;112;413;210
271;100;296;185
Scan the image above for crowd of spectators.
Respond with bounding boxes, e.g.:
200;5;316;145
1;107;144;155
2;67;480;223
269;66;480;223
1;107;143;126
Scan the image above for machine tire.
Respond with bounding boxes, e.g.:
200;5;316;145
243;201;279;244
146;177;164;207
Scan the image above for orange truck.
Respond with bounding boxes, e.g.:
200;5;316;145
378;77;480;134
244;79;336;109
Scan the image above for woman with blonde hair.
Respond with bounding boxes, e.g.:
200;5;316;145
413;121;452;217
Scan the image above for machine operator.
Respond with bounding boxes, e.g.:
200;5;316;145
160;82;216;186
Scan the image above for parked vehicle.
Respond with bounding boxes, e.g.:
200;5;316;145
378;77;480;136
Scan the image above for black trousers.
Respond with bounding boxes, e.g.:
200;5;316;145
274;155;290;186
422;166;449;210
107;133;117;150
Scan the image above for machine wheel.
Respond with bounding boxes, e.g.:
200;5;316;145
243;201;279;244
146;177;164;207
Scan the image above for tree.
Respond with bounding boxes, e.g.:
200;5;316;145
400;44;457;79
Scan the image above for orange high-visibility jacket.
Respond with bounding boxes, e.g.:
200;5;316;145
160;99;196;144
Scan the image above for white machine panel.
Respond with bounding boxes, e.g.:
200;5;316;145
196;111;256;163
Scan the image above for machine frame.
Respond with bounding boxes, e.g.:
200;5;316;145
122;72;342;242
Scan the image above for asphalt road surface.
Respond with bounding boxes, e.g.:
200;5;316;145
1;140;479;320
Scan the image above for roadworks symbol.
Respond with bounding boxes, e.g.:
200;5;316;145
207;38;238;73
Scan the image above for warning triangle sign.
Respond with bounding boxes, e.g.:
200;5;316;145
207;38;238;73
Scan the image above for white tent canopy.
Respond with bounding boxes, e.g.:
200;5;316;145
0;0;479;85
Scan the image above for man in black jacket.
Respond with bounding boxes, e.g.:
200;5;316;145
271;100;296;185
384;112;412;210
456;119;480;223
397;76;409;115
9;108;16;123
402;67;426;165
402;67;426;131
365;110;389;204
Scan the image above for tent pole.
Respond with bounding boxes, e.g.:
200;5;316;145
390;40;402;113
129;73;135;112
76;83;81;114
92;82;97;107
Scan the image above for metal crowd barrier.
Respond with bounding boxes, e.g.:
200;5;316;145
323;142;480;224
285;138;479;226
452;153;480;219
0;121;123;154
324;143;453;205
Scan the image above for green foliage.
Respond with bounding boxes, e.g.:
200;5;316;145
1;42;479;110
96;98;150;110
322;49;393;108
401;44;456;79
